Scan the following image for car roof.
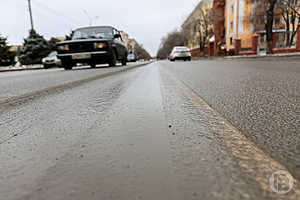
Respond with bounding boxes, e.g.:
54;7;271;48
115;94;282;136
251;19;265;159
75;26;116;31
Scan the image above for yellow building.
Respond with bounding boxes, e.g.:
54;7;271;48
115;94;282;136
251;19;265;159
225;0;300;51
225;0;254;51
182;0;213;49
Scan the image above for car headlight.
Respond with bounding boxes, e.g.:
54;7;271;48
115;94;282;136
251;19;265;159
57;45;69;51
94;42;107;49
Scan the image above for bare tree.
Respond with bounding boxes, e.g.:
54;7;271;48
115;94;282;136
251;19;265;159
134;43;152;60
197;8;214;55
252;0;278;54
266;0;278;54
156;30;188;59
280;0;300;47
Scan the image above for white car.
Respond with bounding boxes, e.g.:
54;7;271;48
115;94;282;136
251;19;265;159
127;53;136;62
169;46;191;62
42;51;61;69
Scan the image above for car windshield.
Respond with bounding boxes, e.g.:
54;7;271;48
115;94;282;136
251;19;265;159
48;51;57;57
72;27;113;40
175;47;188;51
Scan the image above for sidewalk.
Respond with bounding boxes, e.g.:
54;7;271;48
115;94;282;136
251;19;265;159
225;52;300;60
0;65;43;73
191;52;300;61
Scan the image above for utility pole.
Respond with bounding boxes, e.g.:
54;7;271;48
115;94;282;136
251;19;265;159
83;10;92;26
83;10;99;26
28;0;34;30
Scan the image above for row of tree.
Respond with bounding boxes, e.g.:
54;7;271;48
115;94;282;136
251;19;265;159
156;30;188;59
0;30;59;67
134;43;152;60
262;0;300;53
157;5;213;59
19;30;59;65
0;36;16;66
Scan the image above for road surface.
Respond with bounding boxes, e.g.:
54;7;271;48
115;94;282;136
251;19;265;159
0;61;299;200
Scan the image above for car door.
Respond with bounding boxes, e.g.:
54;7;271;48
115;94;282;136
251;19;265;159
113;29;126;59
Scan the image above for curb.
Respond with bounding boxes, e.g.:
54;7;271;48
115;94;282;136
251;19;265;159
190;53;300;61
225;52;300;60
0;67;44;73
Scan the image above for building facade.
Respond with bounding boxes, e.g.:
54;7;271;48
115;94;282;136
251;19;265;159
127;39;137;53
225;0;254;51
225;0;299;51
120;31;129;49
182;0;214;49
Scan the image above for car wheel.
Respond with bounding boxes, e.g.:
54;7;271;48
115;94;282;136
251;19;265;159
43;64;50;69
61;61;73;70
64;66;72;70
121;55;127;66
90;63;96;68
62;61;72;70
109;50;117;67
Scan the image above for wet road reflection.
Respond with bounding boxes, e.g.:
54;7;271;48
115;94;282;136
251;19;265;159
0;62;299;200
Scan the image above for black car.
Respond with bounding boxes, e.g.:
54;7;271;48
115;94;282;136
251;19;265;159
56;26;128;70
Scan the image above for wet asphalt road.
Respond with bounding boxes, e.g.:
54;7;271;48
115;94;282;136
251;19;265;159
160;60;300;180
0;61;299;200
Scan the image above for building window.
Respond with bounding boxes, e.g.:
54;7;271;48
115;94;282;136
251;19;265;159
230;37;233;45
230;22;234;30
231;5;234;13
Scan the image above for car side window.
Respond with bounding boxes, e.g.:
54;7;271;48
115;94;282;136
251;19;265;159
113;29;117;36
113;29;122;42
118;32;123;42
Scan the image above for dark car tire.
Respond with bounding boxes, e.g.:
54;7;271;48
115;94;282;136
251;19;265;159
43;64;50;69
122;55;127;66
109;50;117;67
90;63;96;68
62;63;72;70
62;60;73;70
64;66;72;70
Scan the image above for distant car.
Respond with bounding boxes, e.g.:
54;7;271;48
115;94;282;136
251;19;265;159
169;46;191;61
127;53;136;62
42;51;61;69
56;26;128;70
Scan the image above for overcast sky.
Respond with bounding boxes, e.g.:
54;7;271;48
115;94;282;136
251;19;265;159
1;0;201;56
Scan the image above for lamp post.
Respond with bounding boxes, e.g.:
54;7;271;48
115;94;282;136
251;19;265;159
83;10;99;26
28;0;34;30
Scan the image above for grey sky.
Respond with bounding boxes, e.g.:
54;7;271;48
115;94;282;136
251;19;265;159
1;0;201;56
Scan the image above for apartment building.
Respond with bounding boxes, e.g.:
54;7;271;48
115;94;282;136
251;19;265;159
181;0;214;49
225;0;296;51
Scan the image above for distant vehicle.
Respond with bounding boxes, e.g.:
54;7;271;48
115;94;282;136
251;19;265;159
127;53;136;62
169;46;191;61
42;51;61;69
56;26;128;70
